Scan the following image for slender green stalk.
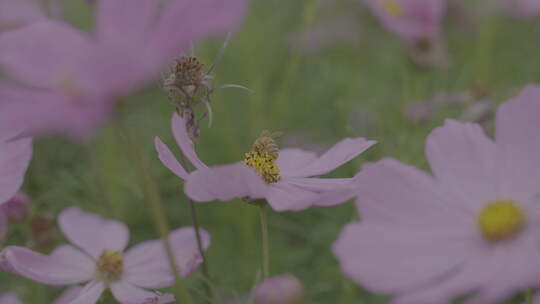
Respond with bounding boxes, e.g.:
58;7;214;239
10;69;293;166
259;205;270;279
525;289;534;304
117;125;193;304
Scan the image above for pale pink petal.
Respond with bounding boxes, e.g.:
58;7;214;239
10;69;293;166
110;281;160;304
277;148;317;175
147;0;249;65
171;113;207;170
390;243;509;304
0;292;22;304
265;183;319;211
96;0;159;47
154;137;188;180
58;207;129;259
354;158;468;227
52;286;84;304
0;137;32;204
1;246;94;285
495;85;540;202
0;0;45;32
299;188;357;207
333;222;478;294
283;176;352;192
185;163;268;202
426;119;496;211
0;20;91;88
124;227;210;289
66;281;105;304
285;138;375;177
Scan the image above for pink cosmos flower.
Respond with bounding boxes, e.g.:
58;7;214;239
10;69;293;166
0;0;45;32
0;0;249;140
1;207;210;304
363;0;447;46
0;136;32;206
333;85;540;303
155;114;375;211
253;275;305;304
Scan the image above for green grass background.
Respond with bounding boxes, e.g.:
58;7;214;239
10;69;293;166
2;0;540;303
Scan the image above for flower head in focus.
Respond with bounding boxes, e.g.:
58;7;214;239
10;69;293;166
334;84;540;303
0;0;250;140
155;113;375;211
253;275;305;304
1;207;210;303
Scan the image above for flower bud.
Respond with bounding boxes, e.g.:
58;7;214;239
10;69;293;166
1;193;29;221
253;275;304;304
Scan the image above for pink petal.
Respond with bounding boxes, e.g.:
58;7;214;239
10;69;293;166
277;148;317;175
285;138;375;177
52;286;84;304
354;158;468;227
95;0;159;47
124;227;211;289
0;0;45;32
426;119;496;212
0;86;111;140
1;245;94;285
265;182;319;211
283;176;352;192
495;85;540;202
333;222;477;295
110;281;161;304
58;207;129;259
0;292;22;304
154;137;188;180
171;113;207;170
0;137;32;204
66;281;105;304
0;20;91;88
147;0;249;64
184;163;268;202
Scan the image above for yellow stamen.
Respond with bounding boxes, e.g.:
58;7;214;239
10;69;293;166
96;250;124;282
382;0;403;18
244;131;281;184
478;200;525;242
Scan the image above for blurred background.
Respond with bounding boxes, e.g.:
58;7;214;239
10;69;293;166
3;0;540;302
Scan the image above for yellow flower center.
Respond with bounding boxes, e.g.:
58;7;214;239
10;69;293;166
382;0;403;18
478;200;525;242
95;250;124;283
244;131;281;184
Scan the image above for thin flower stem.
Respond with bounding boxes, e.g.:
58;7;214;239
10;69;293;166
259;205;270;279
116;125;193;304
525;289;534;304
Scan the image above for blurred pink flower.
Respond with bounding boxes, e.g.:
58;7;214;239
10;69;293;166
0;136;32;205
155;114;375;211
502;0;540;20
1;207;209;304
333;85;540;303
0;0;250;140
0;293;21;304
253;275;305;304
0;0;45;32
363;0;447;46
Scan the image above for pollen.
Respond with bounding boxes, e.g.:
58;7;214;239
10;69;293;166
95;250;124;283
478;200;525;242
382;0;403;18
244;131;281;184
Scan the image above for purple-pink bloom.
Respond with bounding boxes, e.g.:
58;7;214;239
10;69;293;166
0;136;32;205
155;114;375;211
253;275;304;304
1;207;210;304
0;0;249;140
0;0;45;32
363;0;447;46
0;293;21;304
333;85;540;303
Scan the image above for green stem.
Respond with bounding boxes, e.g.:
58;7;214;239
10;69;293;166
525;289;534;304
117;125;193;304
259;205;270;279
